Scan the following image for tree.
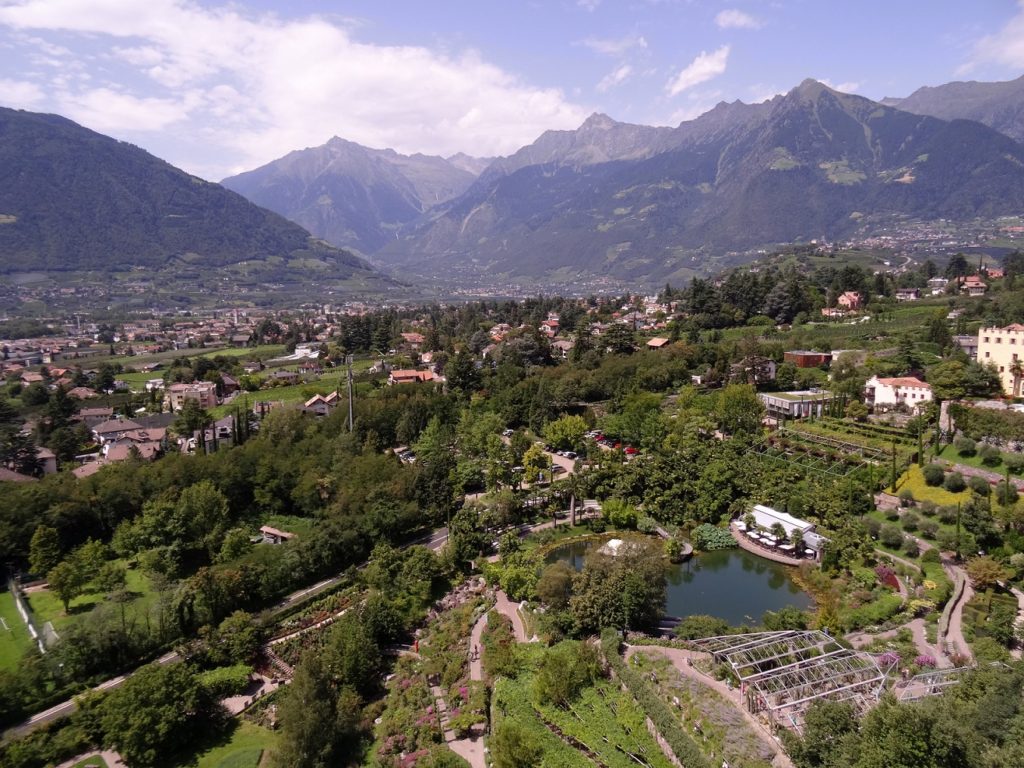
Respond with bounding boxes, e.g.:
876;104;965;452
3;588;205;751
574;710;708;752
543;414;588;452
533;640;601;707
100;663;217;768
537;561;575;610
174;398;211;437
47;559;85;613
212;610;265;665
176;479;230;557
446;350;481;396
944;253;969;279
845;400;869;422
272;654;338;768
492;719;543;768
28;524;62;577
715;384;765;436
604;324;635;355
966;556;1010;590
522;443;551;485
785;699;859;768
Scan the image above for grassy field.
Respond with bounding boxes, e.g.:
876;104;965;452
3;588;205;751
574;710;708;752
0;590;35;672
71;756;108;767
890;464;971;506
26;563;156;633
937;444;1023;476
178;721;278;768
99;344;287;371
208;365;381;419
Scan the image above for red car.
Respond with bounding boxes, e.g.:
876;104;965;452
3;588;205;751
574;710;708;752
624;446;639;455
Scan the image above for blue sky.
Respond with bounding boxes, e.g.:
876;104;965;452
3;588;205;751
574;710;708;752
0;0;1022;180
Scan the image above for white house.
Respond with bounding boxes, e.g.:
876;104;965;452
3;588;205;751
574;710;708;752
863;375;932;411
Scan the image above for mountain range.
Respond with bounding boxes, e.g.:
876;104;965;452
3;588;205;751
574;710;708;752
0;106;391;291
222;139;491;254
883;75;1024;143
220;77;1024;286
2;74;1024;291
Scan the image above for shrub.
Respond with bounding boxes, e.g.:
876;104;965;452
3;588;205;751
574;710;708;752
921;548;941;564
968;476;991;496
1005;453;1024;474
692;524;736;551
903;538;920;558
197;664;252;698
920;520;939;540
923;464;946;486
938;506;958;525
943;472;966;493
979;444;1002;467
901;512;920;532
879;524;904;549
636;515;659;534
955;436;977;457
884;508;900;521
996;481;1019;506
937;530;959;551
864;518;881;538
919;500;937;517
898;488;916;507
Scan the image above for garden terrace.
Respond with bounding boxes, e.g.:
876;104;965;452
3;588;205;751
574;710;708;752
748;429;885;478
685;631;893;731
895;665;972;702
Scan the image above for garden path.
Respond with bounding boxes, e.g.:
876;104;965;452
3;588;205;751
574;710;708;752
494;589;531;642
1011;587;1024;661
623;645;794;768
441;611;490;768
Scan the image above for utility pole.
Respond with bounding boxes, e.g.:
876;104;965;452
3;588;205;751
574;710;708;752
346;354;354;432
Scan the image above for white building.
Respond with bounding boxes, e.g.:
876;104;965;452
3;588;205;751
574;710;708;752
977;324;1024;396
863;375;932;411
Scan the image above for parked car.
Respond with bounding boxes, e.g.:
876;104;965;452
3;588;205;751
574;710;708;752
624;446;639;455
502;428;514;437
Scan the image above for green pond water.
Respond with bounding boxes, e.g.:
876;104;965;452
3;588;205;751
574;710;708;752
548;539;813;626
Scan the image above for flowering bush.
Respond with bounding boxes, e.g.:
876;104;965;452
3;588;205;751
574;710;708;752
877;651;901;668
875;564;899;590
914;655;937;668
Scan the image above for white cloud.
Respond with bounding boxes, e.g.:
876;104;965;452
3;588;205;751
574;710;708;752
597;64;633;92
0;0;589;177
0;76;43;107
715;9;762;30
580;33;647;56
819;78;861;93
666;45;730;96
960;0;1024;74
57;87;192;132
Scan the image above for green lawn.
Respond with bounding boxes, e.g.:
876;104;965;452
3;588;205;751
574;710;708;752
0;590;35;671
102;344;287;370
175;721;278;768
890;464;971;507
936;444;1023;476
71;756;109;768
26;563;156;633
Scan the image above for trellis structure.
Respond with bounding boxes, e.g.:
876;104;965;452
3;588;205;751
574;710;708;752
895;665;973;702
686;631;894;732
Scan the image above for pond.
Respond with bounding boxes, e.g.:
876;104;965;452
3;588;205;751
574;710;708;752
548;538;814;626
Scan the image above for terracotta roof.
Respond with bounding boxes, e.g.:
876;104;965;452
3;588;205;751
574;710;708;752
646;337;670;348
877;377;931;389
260;525;296;539
0;467;38;483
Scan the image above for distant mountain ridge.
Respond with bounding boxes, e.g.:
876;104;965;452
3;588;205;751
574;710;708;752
222;139;491;253
372;79;1024;284
883;75;1024;143
0;107;389;290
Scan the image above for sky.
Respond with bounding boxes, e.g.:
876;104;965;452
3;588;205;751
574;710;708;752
0;0;1023;181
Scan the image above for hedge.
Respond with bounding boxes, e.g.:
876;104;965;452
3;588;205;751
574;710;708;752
197;663;253;698
601;630;711;768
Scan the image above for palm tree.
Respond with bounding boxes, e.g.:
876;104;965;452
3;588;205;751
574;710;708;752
1011;359;1024;398
791;529;805;554
770;522;788;544
743;512;756;531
